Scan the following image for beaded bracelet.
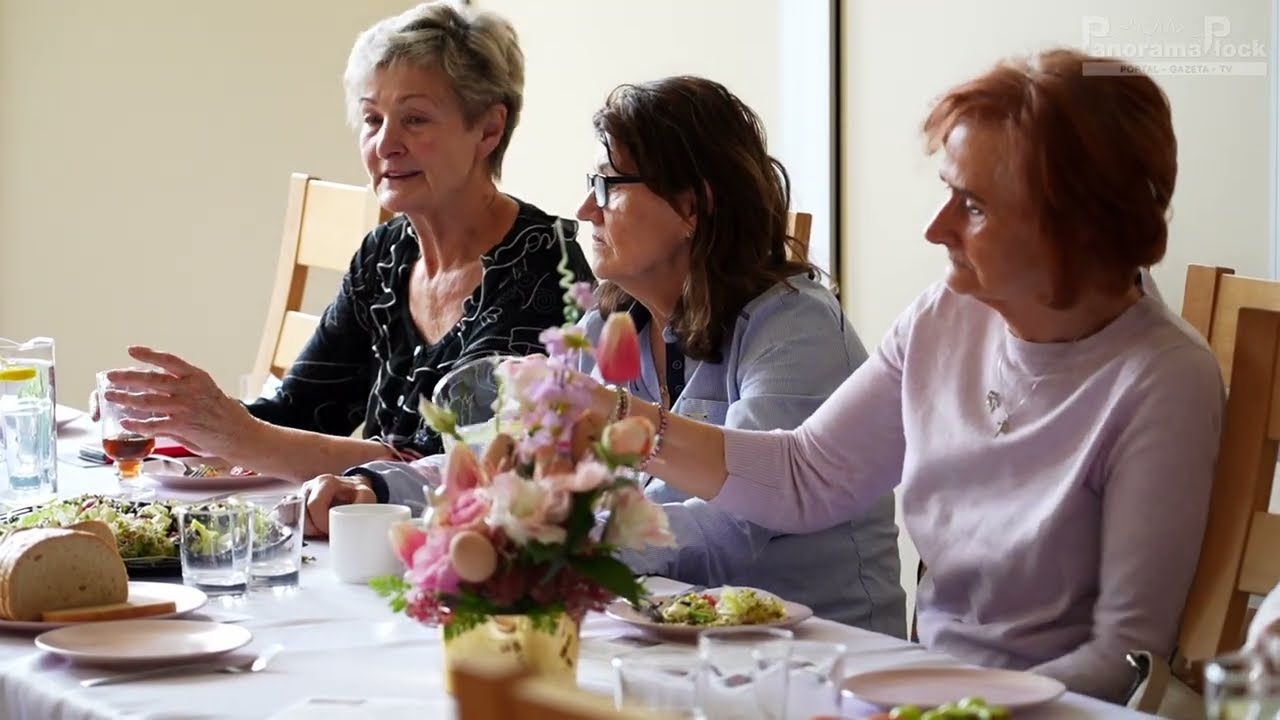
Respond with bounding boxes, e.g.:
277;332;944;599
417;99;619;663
609;385;630;422
638;404;668;471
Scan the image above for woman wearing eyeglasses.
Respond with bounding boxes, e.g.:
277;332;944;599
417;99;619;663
311;75;907;633
570;76;905;632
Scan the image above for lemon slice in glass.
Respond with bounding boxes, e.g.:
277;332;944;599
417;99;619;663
0;366;37;382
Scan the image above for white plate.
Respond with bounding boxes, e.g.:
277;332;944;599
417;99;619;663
142;456;276;490
841;666;1067;710
55;405;82;429
35;618;251;667
0;581;207;632
604;586;813;640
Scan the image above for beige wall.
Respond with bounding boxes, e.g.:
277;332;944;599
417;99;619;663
478;0;782;252
0;0;415;405
843;0;1275;617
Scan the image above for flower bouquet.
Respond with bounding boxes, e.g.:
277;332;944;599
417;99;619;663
373;275;675;686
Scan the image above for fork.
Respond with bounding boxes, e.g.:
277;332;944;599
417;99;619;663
631;585;707;621
80;643;284;687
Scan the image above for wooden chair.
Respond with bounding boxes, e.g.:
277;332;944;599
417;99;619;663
1177;266;1280;661
786;210;812;262
451;659;677;720
1127;266;1280;716
251;172;392;383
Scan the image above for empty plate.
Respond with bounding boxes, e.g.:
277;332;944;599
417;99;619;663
35;619;252;667
841;666;1066;710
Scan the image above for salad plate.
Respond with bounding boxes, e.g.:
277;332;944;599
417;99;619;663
0;582;207;632
0;495;295;579
842;667;1066;710
604;586;812;641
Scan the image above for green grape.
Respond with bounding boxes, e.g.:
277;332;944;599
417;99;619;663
890;706;923;720
919;710;944;720
958;697;988;709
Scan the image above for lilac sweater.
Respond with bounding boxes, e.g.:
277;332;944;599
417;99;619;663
715;284;1224;701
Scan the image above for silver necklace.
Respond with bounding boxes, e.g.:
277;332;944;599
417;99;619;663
985;352;1046;437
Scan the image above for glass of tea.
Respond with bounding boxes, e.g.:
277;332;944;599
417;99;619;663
95;371;158;493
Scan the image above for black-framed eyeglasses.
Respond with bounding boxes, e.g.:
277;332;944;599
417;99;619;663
587;173;645;208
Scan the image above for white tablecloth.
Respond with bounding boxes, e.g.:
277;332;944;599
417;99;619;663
0;420;1154;719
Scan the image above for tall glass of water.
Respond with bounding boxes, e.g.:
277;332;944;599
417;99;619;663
431;355;514;453
0;337;57;497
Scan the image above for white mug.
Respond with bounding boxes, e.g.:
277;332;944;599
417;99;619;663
328;504;411;583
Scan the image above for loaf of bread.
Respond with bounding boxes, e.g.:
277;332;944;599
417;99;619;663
0;528;128;621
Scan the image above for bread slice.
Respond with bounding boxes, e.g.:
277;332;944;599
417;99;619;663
66;520;117;552
0;528;128;621
40;599;175;623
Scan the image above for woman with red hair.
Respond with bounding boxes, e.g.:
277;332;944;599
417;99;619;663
581;49;1224;701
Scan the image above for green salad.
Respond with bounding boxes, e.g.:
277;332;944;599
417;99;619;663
0;496;178;559
0;496;285;560
658;587;787;626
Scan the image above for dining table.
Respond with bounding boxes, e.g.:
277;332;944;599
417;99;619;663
0;415;1157;719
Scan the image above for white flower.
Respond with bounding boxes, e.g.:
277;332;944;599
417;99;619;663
605;484;676;551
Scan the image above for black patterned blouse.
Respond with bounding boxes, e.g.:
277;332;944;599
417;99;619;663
247;198;593;457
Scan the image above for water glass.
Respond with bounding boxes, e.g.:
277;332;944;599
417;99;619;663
177;503;252;595
240;492;304;591
781;641;848;720
696;627;793;720
0;337;57;496
1204;651;1280;719
613;647;698;717
432;355;514;453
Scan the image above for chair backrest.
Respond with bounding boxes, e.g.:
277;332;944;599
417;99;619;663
252;173;393;382
786;210;812;262
1177;265;1280;662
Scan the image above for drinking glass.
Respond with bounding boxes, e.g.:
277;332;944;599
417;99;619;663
1203;650;1280;720
240;492;304;592
177;502;252;595
613;647;698;717
783;641;848;720
0;337;57;497
95;370;158;498
431;355;515;452
696;627;793;720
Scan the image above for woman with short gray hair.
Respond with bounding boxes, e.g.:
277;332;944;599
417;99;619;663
102;1;592;486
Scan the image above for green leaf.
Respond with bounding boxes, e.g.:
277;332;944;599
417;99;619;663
570;555;642;605
368;574;409;597
563;491;600;551
524;541;564;565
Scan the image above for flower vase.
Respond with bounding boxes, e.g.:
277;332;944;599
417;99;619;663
441;612;580;694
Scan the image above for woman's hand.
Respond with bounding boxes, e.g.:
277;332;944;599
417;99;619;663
100;346;258;458
301;474;377;537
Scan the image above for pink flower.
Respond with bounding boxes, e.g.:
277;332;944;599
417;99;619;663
538;326;590;359
407;531;461;595
569;282;597;312
596;312;642;384
603;416;655;459
443;488;491;529
388;520;427;567
605;484;676;551
440;442;487;501
488;472;568;545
